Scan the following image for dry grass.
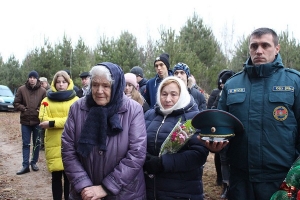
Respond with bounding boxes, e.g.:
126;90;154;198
203;153;223;200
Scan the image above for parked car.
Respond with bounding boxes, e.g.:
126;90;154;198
0;85;14;111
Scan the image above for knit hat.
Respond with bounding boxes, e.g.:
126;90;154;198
28;70;39;79
39;77;48;82
130;66;144;78
220;71;234;84
172;62;190;77
124;73;139;90
154;53;170;69
217;70;235;89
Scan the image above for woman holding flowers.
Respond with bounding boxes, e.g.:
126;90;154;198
144;76;209;200
39;70;78;200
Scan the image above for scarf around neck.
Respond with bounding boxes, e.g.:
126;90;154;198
77;62;125;157
47;90;76;101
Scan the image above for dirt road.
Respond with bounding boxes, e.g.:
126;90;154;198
0;111;52;199
0;111;221;200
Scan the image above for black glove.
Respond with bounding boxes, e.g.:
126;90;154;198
143;153;164;174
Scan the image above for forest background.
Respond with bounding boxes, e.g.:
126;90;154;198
1;13;300;93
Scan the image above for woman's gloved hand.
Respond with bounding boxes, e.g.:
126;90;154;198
143;153;164;174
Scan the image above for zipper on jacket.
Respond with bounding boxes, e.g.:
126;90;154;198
154;115;167;153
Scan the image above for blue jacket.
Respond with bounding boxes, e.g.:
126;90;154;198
144;97;209;200
218;54;300;182
143;71;173;109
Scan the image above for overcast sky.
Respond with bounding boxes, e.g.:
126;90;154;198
1;0;299;62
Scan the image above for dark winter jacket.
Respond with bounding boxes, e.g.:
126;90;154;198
76;89;84;98
207;88;221;109
218;53;300;182
144;97;209;200
13;81;46;125
62;95;147;200
138;77;148;95
189;87;207;111
143;71;173;109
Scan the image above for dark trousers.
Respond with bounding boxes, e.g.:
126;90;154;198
229;171;282;200
52;170;69;200
21;124;40;167
40;128;45;148
214;152;222;182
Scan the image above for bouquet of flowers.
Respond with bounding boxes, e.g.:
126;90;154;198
159;118;196;157
271;156;300;200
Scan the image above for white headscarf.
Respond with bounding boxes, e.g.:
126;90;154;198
157;76;191;115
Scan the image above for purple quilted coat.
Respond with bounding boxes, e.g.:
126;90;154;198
62;95;147;200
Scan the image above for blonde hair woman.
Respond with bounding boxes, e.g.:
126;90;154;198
39;70;78;200
124;73;149;113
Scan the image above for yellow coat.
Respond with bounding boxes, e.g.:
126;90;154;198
39;79;79;172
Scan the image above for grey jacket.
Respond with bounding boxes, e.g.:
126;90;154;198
62;95;147;200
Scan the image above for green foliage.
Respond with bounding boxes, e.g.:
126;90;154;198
278;31;300;71
0;55;21;91
175;12;227;91
230;35;249;72
2;14;300;94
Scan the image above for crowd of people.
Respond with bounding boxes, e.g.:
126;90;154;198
12;27;300;200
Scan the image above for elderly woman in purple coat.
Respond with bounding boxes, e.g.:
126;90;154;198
62;62;147;200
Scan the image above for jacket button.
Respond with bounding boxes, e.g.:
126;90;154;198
99;151;103;155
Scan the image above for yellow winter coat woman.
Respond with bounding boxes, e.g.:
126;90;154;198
39;70;78;200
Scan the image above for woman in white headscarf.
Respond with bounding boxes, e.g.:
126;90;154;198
143;76;209;200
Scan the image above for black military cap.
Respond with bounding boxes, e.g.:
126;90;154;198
79;72;90;78
191;109;244;142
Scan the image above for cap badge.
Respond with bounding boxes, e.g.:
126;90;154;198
211;127;216;133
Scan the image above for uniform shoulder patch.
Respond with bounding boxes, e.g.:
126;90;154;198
285;68;300;77
231;70;243;78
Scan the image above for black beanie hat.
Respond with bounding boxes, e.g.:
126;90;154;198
154;53;170;69
28;70;39;79
217;70;235;90
220;71;234;84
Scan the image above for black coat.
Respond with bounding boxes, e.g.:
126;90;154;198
138;78;148;95
207;88;221;109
